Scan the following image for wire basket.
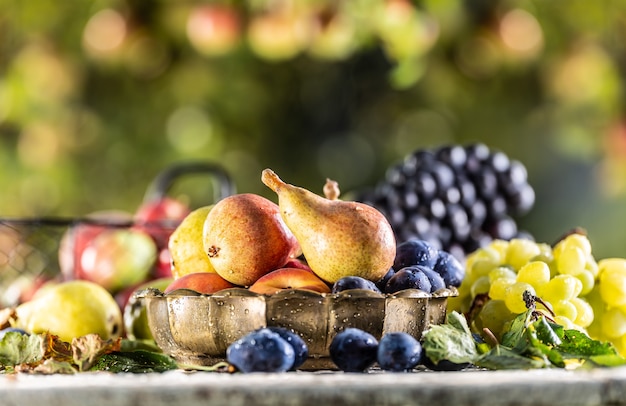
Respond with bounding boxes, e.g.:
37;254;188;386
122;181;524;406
0;162;235;308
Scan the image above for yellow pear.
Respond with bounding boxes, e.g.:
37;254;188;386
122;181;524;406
261;168;396;284
168;205;217;279
14;280;123;342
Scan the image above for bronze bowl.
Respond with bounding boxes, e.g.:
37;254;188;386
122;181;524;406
140;286;457;370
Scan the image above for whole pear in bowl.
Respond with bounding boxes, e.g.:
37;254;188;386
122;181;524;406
261;169;396;284
202;193;300;286
169;205;217;279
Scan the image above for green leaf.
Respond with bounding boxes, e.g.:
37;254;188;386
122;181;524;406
534;317;562;347
558;329;619;357
500;310;533;349
0;332;44;367
88;350;178;373
475;346;549;370
422;311;478;365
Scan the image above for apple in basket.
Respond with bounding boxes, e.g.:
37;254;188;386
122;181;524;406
134;196;191;279
59;211;158;294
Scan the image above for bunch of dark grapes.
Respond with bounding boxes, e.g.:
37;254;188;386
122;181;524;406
355;143;535;260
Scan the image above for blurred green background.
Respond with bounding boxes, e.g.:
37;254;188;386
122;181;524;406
1;0;626;259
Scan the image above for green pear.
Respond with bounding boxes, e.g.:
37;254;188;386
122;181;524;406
261;168;396;284
168;205;216;279
14;280;123;342
123;277;173;341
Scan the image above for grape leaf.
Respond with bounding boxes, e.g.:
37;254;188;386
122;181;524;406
475;345;547;370
88;350;178;373
421;311;479;365
0;332;44;367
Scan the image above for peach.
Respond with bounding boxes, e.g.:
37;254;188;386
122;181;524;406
164;272;236;295
281;258;313;273
249;268;331;295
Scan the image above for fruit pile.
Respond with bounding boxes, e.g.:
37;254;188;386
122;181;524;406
355;143;535;260
450;231;626;358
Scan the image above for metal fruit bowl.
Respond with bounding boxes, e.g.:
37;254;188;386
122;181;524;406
140;286;457;370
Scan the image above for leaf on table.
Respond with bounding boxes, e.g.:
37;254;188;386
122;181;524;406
28;359;77;375
88;350;178;373
72;334;122;372
475;345;548;370
421;311;479;365
0;332;44;367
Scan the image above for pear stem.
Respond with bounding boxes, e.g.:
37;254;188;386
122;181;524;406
261;168;285;193
323;179;340;200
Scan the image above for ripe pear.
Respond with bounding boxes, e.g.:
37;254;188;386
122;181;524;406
14;280;123;342
203;193;300;286
261;169;396;284
168;205;217;279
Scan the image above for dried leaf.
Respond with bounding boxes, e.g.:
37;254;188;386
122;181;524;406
72;334;121;372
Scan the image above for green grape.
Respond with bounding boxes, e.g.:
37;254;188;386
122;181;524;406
504;282;535;314
576;269;595;296
516;261;550;289
598;258;626;276
601;307;626;338
554;315;577;330
474;299;515;341
471;275;491;298
489;277;515;301
542;274;582;303
551;300;578;321
488;266;517;282
585;256;599;278
466;246;503;274
554;233;592;258
505;239;541;271
570;297;594;328
469;258;500;279
556;246;586;276
599;269;626;307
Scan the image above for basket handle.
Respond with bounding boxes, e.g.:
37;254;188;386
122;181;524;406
142;161;236;205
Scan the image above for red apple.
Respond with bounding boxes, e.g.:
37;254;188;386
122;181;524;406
134;197;191;250
164;272;236;294
187;4;241;56
79;227;158;293
58;210;133;281
248;268;331;295
153;247;174;279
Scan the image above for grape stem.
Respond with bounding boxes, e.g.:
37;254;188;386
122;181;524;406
482;328;499;347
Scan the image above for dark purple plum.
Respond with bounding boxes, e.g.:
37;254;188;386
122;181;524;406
419;267;446;292
227;328;295;373
377;332;423;372
266;326;308;370
393;239;439;270
329;328;379;372
385;266;432;294
332;276;382;294
433;251;465;288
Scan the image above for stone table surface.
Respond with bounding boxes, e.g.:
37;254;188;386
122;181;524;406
3;366;626;406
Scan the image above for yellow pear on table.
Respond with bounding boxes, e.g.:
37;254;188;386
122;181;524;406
14;280;123;342
168;205;217;279
261;168;396;284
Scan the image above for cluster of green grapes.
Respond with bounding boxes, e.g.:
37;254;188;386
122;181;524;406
449;233;626;356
